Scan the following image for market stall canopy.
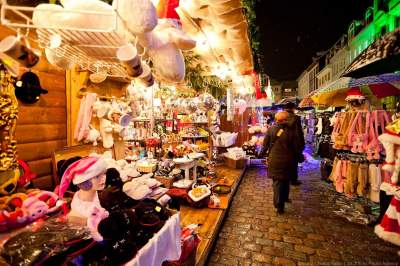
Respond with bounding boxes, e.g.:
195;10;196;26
342;28;400;78
312;73;400;107
175;0;254;76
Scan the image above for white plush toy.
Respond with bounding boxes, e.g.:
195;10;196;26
113;0;158;34
143;19;196;82
378;118;400;184
379;132;400;184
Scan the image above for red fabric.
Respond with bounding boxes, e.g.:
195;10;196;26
369;84;400;99
346;87;364;98
252;71;266;100
379;197;400;234
157;0;180;21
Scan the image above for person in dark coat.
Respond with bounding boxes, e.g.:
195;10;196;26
284;102;305;186
262;111;303;214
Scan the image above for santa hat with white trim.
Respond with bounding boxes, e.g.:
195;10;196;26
58;156;107;198
345;87;365;101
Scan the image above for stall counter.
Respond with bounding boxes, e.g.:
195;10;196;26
180;165;246;266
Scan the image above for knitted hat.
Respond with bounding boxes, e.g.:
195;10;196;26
345;87;365;101
59;157;107;198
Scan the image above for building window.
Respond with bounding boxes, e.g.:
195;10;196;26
328;72;330;80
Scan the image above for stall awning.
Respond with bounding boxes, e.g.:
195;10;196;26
175;0;254;76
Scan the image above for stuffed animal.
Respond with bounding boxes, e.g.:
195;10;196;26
142;19;196;82
87;205;109;241
379;118;400;184
113;0;158;34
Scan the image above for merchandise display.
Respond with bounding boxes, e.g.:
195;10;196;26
0;0;256;264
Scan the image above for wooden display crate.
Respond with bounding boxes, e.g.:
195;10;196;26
223;157;246;169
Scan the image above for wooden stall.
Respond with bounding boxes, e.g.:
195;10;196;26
0;25;67;190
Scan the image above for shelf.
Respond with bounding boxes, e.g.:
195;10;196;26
0;1;136;78
179;122;209;124
181;135;209;138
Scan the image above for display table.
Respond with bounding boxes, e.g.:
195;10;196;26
179;165;246;266
173;159;197;180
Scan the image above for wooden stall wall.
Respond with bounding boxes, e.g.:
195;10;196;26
66;70;128;158
220;108;250;147
0;25;67;190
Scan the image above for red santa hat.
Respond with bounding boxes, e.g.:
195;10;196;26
345;87;365;101
58;156;107;198
157;0;181;24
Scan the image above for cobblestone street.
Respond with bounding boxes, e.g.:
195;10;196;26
208;161;400;265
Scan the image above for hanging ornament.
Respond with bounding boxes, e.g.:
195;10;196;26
186;97;198;113
199;92;215;111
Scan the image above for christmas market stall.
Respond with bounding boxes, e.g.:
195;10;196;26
0;0;258;265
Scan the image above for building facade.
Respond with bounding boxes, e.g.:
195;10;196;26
317;65;332;89
297;0;400;98
297;70;310;98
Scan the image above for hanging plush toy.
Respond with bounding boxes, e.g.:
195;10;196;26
144;19;196;82
378;118;400;184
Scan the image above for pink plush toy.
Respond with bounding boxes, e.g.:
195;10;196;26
21;191;64;222
87;205;109;241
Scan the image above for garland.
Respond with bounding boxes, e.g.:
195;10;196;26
183;51;228;99
241;0;262;72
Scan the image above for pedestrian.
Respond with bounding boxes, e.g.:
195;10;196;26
284;102;305;186
262;111;303;214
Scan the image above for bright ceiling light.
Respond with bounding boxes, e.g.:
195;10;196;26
195;34;208;53
180;0;197;13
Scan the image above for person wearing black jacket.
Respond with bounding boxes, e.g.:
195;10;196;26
262;111;303;214
284;102;305;186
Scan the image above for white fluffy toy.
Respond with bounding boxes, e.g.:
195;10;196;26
378;118;400;184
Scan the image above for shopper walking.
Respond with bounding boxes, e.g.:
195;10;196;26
262;111;303;214
284;102;305;186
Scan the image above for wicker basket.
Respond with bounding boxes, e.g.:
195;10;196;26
155;175;175;188
137;164;157;173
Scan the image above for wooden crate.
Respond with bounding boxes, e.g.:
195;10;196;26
223;157;246;169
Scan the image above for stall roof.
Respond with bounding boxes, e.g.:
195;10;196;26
175;0;254;76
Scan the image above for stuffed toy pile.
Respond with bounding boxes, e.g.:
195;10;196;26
32;0;196;82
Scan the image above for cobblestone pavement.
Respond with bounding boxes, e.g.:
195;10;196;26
208;162;400;266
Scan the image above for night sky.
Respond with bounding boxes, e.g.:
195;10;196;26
257;0;372;81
